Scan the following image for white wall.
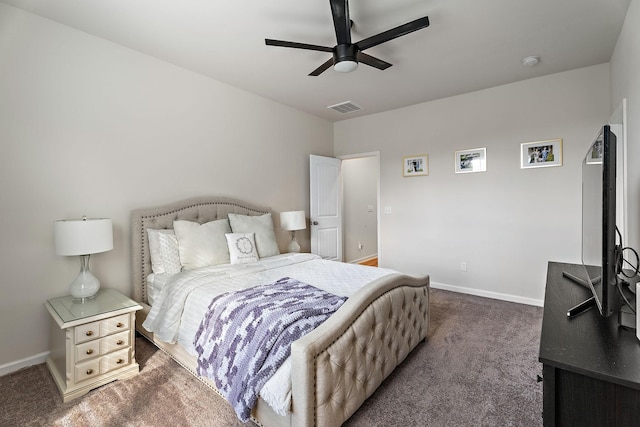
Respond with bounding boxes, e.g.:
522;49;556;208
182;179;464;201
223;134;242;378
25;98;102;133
611;0;640;254
335;64;611;304
0;4;333;368
342;156;378;262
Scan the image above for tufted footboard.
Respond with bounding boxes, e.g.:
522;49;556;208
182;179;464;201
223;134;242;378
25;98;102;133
289;273;429;426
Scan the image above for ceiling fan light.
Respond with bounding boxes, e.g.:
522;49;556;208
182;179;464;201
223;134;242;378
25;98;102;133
334;60;358;73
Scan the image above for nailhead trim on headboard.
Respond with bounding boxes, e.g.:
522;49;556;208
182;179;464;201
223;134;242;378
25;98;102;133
130;197;272;305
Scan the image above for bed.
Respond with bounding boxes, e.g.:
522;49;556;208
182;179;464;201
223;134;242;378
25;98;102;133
131;196;430;426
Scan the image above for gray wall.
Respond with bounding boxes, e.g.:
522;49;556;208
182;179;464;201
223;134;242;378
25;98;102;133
335;64;611;305
0;3;333;368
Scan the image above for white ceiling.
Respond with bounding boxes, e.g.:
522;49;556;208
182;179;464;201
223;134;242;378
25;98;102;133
1;0;631;121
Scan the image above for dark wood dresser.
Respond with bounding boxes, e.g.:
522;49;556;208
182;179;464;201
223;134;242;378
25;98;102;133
539;261;640;426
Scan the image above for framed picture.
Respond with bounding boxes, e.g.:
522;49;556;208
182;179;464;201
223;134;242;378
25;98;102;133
403;154;428;177
455;147;487;173
521;139;563;169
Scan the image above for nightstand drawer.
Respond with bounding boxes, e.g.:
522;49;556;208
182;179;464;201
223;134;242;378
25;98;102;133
75;321;101;344
75;359;101;382
75;331;130;362
101;348;130;374
76;340;100;362
100;331;130;354
74;314;130;345
101;314;130;336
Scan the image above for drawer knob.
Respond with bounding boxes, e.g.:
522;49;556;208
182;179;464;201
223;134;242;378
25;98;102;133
116;322;124;328
116;340;124;346
86;368;94;375
85;331;94;336
117;358;125;364
86;349;94;355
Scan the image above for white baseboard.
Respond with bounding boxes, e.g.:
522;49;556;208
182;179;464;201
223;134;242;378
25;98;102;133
0;351;49;377
431;281;544;307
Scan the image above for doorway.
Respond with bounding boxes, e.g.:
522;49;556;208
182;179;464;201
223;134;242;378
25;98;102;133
340;152;380;265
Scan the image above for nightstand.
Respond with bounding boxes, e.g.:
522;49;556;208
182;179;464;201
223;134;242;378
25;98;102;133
45;288;142;402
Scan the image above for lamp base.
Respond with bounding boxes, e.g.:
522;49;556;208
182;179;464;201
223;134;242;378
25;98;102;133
287;233;301;253
70;255;100;301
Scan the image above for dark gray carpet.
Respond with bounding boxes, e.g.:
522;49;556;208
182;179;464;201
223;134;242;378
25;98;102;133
345;289;543;426
0;289;543;426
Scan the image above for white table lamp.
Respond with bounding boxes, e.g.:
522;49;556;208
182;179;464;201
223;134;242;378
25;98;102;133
280;211;306;253
54;217;113;301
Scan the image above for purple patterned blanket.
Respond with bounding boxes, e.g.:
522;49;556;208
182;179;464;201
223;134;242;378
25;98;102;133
193;277;347;422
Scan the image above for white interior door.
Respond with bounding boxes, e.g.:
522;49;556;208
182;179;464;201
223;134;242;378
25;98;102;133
310;155;342;261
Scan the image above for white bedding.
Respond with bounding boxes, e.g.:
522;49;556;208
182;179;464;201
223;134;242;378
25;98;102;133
142;253;396;415
146;273;173;306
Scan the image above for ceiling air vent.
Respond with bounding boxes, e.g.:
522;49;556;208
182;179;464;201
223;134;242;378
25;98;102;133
327;101;363;114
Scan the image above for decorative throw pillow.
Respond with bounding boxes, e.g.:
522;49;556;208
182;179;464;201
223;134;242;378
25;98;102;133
225;233;259;265
228;213;280;258
173;219;231;269
147;229;182;275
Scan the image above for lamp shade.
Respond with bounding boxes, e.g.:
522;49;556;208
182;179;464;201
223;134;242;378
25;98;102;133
54;217;113;256
280;211;306;231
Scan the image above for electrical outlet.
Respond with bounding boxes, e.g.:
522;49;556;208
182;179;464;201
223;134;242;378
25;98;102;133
460;262;467;272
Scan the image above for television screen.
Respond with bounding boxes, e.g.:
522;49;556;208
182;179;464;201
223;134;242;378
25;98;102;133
581;125;619;317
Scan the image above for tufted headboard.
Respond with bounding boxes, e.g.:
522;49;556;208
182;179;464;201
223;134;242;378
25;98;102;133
130;196;273;305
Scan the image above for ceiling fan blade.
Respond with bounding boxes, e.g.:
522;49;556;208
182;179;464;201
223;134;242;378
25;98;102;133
265;39;333;53
330;0;351;45
357;52;392;70
356;16;429;51
309;58;335;76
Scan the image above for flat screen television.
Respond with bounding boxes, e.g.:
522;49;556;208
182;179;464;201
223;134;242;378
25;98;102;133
577;124;621;317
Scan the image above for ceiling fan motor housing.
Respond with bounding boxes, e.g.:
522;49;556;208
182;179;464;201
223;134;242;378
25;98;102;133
333;44;358;72
334;44;358;64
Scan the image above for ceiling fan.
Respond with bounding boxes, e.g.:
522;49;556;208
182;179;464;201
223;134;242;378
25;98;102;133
265;0;430;76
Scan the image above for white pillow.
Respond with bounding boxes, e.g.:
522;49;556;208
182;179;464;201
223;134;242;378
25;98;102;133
225;233;259;265
228;213;280;258
146;229;182;275
173;219;231;270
